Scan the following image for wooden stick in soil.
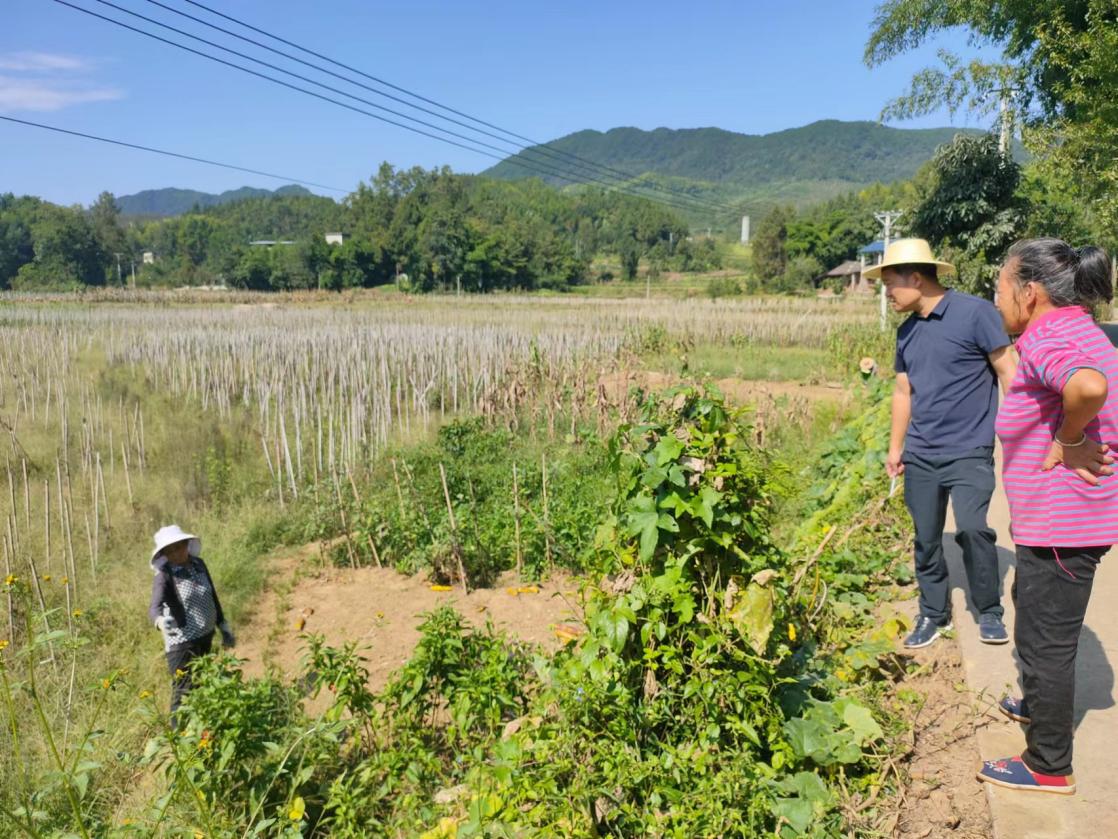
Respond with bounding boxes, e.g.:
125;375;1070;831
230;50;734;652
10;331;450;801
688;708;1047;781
367;534;382;568
21;538;57;667
2;534;15;646
438;463;469;593
330;471;358;569
512;463;523;579
541;453;552;573
43;480;51;575
120;441;133;506
96;453;109;530
391;458;406;518
22;459;30;532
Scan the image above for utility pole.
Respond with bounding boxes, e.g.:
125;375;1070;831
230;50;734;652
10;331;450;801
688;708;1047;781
113;252;123;286
129;258;136;288
873;210;903;332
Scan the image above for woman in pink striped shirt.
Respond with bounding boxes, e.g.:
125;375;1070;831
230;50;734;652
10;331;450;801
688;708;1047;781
977;239;1117;795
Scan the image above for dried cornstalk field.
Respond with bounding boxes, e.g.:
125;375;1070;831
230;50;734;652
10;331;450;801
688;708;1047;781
0;294;875;615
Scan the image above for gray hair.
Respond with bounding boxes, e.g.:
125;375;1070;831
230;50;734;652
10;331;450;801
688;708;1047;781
1006;238;1113;308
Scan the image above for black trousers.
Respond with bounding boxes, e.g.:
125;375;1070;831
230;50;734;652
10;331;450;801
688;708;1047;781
1014;545;1107;776
902;447;1002;623
166;632;213;727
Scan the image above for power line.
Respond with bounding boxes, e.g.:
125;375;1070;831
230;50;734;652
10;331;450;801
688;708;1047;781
0;114;347;193
138;0;737;216
175;0;741;214
56;0;718;217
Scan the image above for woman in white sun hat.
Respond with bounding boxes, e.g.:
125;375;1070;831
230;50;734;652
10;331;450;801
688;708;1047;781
148;524;235;725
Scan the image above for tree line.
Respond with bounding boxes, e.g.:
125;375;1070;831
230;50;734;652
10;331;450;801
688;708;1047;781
0;164;724;292
748;130;1111;298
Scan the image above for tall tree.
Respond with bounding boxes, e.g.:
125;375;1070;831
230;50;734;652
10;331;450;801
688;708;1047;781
866;0;1118;235
751;205;795;282
89;191;126;282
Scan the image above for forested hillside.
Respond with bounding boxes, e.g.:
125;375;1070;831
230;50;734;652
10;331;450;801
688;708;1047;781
116;184;314;217
484;120;983;220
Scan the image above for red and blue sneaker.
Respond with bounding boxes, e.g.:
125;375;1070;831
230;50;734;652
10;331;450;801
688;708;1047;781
976;755;1076;795
998;696;1030;724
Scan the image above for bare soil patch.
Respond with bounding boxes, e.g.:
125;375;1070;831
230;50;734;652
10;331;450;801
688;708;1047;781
598;370;852;407
236;542;580;693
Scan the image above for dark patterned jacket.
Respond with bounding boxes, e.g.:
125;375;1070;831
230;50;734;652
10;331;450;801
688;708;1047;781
149;555;228;651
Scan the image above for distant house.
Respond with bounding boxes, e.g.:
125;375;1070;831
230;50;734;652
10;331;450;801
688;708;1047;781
325;232;345;246
816;260;875;294
816;241;890;295
859;240;885;263
142;251;155;265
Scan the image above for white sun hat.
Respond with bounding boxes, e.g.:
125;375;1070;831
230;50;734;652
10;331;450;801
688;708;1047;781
151;524;201;562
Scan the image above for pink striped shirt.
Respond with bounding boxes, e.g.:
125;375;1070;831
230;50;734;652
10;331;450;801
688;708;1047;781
996;307;1118;547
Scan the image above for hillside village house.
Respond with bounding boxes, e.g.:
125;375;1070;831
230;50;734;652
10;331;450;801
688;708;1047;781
815;240;885;295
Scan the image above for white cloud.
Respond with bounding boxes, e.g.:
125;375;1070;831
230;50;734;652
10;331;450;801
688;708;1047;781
0;77;124;111
0;52;92;72
0;52;122;113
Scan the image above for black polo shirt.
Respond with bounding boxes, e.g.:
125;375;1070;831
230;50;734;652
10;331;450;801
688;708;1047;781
894;289;1010;456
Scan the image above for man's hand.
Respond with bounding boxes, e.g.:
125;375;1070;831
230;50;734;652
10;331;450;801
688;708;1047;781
1042;438;1115;485
886;448;905;478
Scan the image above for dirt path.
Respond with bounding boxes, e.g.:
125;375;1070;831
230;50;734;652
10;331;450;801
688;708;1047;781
236;543;581;693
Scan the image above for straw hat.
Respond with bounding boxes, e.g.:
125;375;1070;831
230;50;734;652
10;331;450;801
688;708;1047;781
151;524;201;562
863;238;955;281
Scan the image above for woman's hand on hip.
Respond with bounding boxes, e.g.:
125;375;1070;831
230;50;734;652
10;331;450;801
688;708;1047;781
1043;438;1115;485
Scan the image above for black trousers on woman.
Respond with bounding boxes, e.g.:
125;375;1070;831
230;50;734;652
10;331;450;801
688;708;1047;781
165;631;213;728
1013;545;1108;776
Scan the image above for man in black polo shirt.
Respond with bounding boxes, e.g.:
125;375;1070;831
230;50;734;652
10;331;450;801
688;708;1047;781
865;239;1017;649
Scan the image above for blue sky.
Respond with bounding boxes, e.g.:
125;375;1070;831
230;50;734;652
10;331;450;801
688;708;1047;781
2;0;1001;205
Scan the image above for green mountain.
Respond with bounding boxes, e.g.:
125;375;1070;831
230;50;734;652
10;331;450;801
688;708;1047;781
483;120;984;221
114;184;313;217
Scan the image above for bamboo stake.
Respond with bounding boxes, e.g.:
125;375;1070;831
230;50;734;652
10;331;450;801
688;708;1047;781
21;458;30;532
439;463;468;593
542;453;552;573
120;441;133;506
96;453;110;530
512;463;523;579
43;480;51;575
3;534;15;645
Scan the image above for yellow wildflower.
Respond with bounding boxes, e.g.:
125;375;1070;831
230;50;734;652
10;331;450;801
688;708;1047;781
289;796;306;820
0;640;8;651
3;574;15;586
41;574;51;582
72;609;83;618
139;689;152;699
787;624;797;643
174;668;186;679
101;678;111;690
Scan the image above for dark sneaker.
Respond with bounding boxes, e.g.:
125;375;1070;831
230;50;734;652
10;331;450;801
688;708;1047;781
903;616;952;649
999;696;1031;724
979;613;1009;645
977;755;1075;795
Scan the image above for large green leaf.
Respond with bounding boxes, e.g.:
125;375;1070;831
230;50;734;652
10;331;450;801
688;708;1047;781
728;581;774;653
839;699;884;745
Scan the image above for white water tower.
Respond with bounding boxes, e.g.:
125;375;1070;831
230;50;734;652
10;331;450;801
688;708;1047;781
740;215;750;244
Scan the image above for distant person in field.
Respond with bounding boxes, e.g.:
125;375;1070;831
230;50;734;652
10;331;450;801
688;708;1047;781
148;525;235;726
867;239;1017;649
977;239;1117;796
